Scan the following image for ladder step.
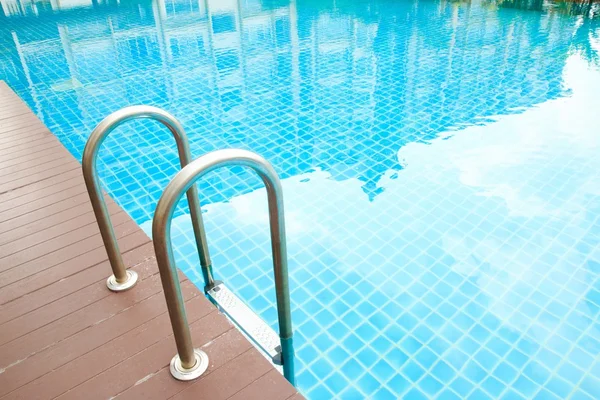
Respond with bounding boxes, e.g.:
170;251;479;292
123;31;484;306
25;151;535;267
207;283;283;365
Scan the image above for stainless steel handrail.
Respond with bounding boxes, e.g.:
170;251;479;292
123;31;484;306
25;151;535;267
152;149;295;384
82;106;212;292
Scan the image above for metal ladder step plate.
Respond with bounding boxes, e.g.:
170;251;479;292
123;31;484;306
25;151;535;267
207;283;282;365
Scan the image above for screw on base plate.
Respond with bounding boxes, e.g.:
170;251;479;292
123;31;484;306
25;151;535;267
106;270;138;292
170;349;209;381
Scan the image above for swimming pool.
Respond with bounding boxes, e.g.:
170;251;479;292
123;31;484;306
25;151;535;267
1;0;600;397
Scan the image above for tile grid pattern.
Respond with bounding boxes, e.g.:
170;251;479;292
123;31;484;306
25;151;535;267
2;0;600;399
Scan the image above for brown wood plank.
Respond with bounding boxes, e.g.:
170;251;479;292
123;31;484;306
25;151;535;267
0;125;50;145
0;184;94;223
0;138;63;164
0;232;150;304
0;199;120;247
0;152;72;179
0;169;81;204
0;101;30;114
56;312;236;400
0;129;54;151
0;260;172;360
0;124;51;144
0;157;74;185
0;160;80;194
168;348;275;400
5;295;213;400
0;222;145;287
0;150;69;174
0;81;302;400
0;243;154;323
0;192;99;234
0;209;128;259
229;369;297;400
0;276;202;397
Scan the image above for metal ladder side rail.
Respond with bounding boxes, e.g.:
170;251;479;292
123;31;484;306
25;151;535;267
82;106;212;292
152;149;295;385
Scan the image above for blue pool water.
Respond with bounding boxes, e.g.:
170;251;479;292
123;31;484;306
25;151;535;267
2;0;600;398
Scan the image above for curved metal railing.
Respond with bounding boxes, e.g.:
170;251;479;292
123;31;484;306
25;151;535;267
82;106;211;292
152;149;295;384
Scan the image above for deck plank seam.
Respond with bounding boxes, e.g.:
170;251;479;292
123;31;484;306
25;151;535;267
0;241;155;307
0;280;208;398
0;215;137;274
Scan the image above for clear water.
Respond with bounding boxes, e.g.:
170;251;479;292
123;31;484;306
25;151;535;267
2;0;600;398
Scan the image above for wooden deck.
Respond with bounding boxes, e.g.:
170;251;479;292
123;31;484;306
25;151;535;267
0;81;302;400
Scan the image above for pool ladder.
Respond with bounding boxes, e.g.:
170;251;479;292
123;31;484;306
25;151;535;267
82;107;295;385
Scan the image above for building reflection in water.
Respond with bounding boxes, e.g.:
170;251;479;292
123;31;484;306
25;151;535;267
0;0;599;216
2;1;600;396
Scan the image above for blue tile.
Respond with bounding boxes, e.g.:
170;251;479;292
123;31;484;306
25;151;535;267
506;349;529;370
358;373;380;395
450;377;474;397
487;337;511;357
463;360;488;383
400;336;423;355
307;384;335;399
500;389;526;400
369;313;392;331
523;361;551;385
341;311;363;328
513;375;538;398
383;324;406;342
402;361;426;383
467;388;492;400
356;323;378;342
570;390;595;400
441;324;463;342
419;375;444;396
372;336;393;353
386;348;409;369
330;321;349;338
339;386;365;400
474;348;499;371
533;388;561;400
341;359;364;381
431;360;456;383
342;334;365;353
298;345;319;364
372;388;395;400
297;369;319;391
403;388;428;400
445;348;469;370
437;389;462;400
398;313;419;330
314;309;336;328
357;347;379;367
414;347;437;369
493;362;518;384
429;337;451;355
311;358;334;378
313;333;335;352
327;346;350;365
580;376;600;398
372;360;395;382
387;374;411;396
482;376;505;397
324;372;349;394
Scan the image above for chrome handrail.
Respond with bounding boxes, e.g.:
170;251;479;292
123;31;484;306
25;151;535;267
82;106;212;292
152;149;295;384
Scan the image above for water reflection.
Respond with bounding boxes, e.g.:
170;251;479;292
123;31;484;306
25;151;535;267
1;0;599;215
1;0;600;397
